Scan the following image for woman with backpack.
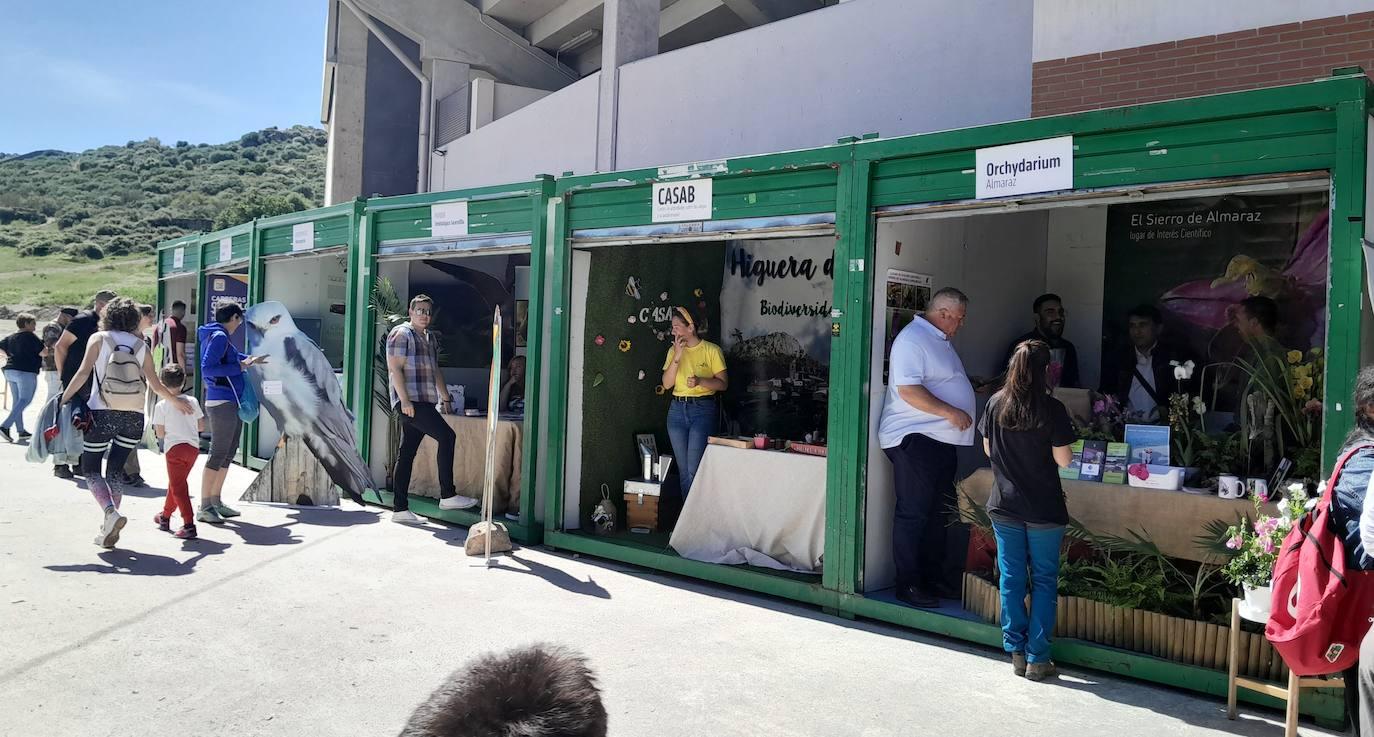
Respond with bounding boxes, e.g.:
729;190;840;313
1333;366;1374;735
977;340;1076;682
59;298;192;548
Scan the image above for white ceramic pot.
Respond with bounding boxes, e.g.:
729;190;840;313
1240;583;1272;623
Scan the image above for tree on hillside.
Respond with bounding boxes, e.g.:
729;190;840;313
214;191;310;230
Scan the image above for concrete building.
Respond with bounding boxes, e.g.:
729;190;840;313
321;0;1374;202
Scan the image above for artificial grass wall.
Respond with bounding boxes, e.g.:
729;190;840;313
577;241;726;519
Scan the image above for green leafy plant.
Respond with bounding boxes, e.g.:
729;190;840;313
369;277;408;484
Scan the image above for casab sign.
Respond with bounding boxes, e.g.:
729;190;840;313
975;136;1073;200
651;178;712;223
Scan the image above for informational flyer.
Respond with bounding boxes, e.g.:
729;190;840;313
882;268;932;384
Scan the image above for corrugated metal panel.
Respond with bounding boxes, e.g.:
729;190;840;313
434;85;471;148
869;108;1340;209
200;230;251;267
260;214;351;256
566;167;839;230
371;195;531;243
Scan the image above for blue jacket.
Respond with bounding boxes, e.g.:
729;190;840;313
1332;445;1374;571
199;322;247;404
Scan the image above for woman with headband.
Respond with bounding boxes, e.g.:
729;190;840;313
660;304;728;498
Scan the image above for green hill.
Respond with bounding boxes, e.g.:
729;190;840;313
0;126;325;310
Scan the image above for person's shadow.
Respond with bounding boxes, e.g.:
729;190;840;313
44;539;230;577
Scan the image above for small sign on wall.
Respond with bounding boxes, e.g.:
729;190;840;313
975;136;1073;200
172;247;184;270
652;178;712;223
431;201;470;238
291;223;314;252
218;237;232;263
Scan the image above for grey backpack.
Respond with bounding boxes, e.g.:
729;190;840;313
98;335;147;412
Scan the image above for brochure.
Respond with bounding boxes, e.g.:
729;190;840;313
1103;442;1130;484
1079;440;1107;483
1058;440;1084;480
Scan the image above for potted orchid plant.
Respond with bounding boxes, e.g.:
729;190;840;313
1219;481;1310;621
1167;359;1207;485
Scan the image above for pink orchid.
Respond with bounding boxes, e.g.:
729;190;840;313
1226;535;1244;550
1128;463;1150;481
1092;400;1106;414
1260;537;1275;555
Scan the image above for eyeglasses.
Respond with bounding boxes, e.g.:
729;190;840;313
413;309;433;316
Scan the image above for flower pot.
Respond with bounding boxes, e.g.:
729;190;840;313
1239;583;1272;623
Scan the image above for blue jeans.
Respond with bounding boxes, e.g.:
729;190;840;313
993;520;1065;664
666;398;717;497
2;369;37;434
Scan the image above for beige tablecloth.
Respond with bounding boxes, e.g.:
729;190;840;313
669;445;826;573
960;468;1274;562
409;415;523;514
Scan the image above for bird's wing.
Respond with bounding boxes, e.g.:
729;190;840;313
283;333;342;408
281;333;369;497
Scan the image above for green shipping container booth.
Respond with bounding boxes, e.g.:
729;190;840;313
350;178;556;544
245;201;364;468
155;232;202;373
540;70;1373;726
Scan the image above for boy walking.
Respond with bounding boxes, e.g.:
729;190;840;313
152;365;204;539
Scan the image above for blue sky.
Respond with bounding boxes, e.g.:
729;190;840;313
0;1;327;154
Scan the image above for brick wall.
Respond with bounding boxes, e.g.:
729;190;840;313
1033;13;1374;117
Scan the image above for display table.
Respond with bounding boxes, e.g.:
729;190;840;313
408;415;523;514
669;445;826;573
959;468;1275;563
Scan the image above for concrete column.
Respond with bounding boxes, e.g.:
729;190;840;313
596;0;659;171
324;8;368;205
470;77;497;131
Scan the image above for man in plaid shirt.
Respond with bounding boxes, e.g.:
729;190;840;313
386;294;477;522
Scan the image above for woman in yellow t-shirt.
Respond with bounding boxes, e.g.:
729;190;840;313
660;305;728;498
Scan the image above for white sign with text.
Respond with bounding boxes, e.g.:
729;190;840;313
218;236;232;263
975;136;1073;200
291;223;314;252
172;247;184;270
431;201;470;238
652;178;712;223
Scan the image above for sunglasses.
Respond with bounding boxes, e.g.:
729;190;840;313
413;308;433;316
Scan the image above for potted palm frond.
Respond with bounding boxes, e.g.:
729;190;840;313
369;277;408;486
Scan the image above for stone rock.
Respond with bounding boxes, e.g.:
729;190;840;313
465;520;512;557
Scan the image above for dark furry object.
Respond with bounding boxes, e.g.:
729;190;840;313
398;644;608;737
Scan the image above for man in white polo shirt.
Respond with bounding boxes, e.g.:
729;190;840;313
879;287;977;609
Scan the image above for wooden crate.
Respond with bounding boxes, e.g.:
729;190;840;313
624;493;659;531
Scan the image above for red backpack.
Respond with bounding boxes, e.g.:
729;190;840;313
1265;444;1374;675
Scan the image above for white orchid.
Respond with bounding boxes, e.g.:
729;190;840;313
1191;395;1206;416
1171;359;1196;381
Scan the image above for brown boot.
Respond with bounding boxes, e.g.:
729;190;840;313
1025;661;1058;682
1011;652;1027;677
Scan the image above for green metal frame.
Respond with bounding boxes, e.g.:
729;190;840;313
352;179;555;544
244;201;364;468
537;72;1370;725
543;145;849;602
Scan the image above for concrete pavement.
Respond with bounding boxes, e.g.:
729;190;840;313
0;395;1335;736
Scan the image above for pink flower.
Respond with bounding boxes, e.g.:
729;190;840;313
1226;534;1244;550
1260;537;1275;555
1093;400;1106;414
1128;463;1150;481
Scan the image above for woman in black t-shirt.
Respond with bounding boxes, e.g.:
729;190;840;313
0;313;46;442
976;340;1075;682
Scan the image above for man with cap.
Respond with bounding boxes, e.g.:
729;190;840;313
52;290;116;480
41;307;77;402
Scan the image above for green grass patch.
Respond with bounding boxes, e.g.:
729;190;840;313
0;250;155;308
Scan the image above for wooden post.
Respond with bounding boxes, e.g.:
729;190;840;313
1227;599;1240;720
1284;669;1301;737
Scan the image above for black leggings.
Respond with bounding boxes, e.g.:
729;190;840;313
392;403;456;511
82;410;144;510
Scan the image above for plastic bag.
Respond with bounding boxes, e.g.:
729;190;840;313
236;379;260;423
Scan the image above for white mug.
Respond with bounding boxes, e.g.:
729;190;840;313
1218;475;1244;499
1246;477;1269;502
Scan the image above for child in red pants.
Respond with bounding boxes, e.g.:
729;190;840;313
151;365;204;539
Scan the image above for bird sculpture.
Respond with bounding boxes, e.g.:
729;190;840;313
244;301;371;505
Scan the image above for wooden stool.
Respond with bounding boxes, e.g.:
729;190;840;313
1227;598;1345;736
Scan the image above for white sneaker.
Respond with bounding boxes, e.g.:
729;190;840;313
439;495;479;511
391;510;423;524
97;509;127;548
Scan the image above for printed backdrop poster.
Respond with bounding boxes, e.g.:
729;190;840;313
205;271;249;352
718;238;834;439
1102;192;1328;397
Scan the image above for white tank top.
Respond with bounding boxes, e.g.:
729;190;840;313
87;331;148;412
